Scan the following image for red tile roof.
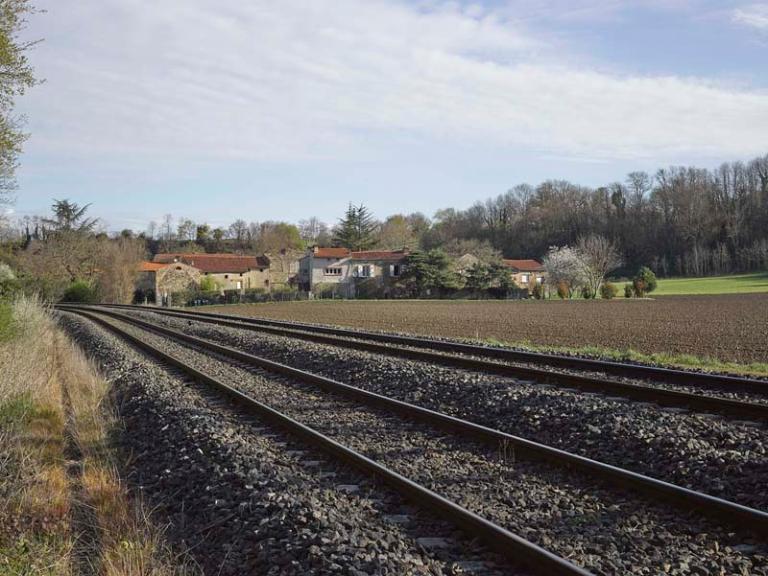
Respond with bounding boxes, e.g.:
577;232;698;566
312;247;351;259
351;250;408;261
503;259;544;272
153;253;269;273
138;261;169;272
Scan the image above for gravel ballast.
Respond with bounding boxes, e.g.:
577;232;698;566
76;312;768;576
121;307;768;514
58;312;518;576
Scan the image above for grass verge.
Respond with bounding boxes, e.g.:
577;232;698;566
0;295;198;575
653;272;768;295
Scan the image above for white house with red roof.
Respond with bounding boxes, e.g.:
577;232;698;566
298;246;408;296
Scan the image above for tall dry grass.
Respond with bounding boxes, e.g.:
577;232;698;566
0;297;198;575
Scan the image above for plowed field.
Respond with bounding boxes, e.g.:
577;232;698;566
204;295;768;365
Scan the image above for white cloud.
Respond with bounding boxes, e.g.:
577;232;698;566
20;0;768;165
733;4;768;30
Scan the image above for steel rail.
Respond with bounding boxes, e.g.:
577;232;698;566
59;304;768;536
72;304;768;420
94;303;768;395
62;307;594;576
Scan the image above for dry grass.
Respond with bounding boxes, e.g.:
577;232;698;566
0;296;198;575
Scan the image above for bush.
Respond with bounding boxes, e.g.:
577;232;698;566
600;282;618;299
633;266;657;295
0;301;13;341
580;286;595;299
199;275;220;292
624;284;633;298
0;263;19;300
633;278;647;297
61;280;98;303
556;280;570;300
133;288;156;304
531;282;544;300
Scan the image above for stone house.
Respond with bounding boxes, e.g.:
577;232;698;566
152;253;271;292
136;261;200;304
502;259;546;290
298;247;408;297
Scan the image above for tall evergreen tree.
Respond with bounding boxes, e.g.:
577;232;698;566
333;203;377;251
42;199;98;234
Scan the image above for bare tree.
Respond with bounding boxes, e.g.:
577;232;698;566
299;217;329;245
96;237;145;303
228;219;249;251
176;218;196;244
376;214;417;250
160;214;174;251
575;234;622;298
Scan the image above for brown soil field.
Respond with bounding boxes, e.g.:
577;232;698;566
204;294;768;366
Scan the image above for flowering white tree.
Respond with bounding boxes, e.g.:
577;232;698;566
542;245;585;298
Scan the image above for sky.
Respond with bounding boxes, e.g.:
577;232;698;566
8;0;768;232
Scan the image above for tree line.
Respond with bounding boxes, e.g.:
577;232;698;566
120;151;768;278
194;152;764;280
3;151;768;305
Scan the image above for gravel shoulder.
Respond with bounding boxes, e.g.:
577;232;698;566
58;312;518;576
65;311;768;575
124;308;768;514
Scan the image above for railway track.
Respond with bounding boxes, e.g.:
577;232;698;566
72;303;768;420
59;306;768;575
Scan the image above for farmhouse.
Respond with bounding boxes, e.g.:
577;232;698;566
152;253;271;292
503;259;546;289
298;246;408;297
136;260;201;304
137;253;272;304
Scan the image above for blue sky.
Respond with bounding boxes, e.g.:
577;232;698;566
9;0;768;231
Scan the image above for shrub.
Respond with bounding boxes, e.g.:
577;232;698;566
0;263;19;300
133;287;156;304
556;280;570;299
531;282;544;300
580;286;595;299
633;278;647;297
0;301;13;341
61;280;98;303
624;284;633;298
199;275;220;292
633;266;657;294
600;282;618;299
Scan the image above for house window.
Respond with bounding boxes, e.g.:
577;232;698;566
236;281;242;290
360;265;372;277
390;264;402;277
324;267;342;276
520;274;529;284
224;274;229;279
239;272;243;277
536;276;544;284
